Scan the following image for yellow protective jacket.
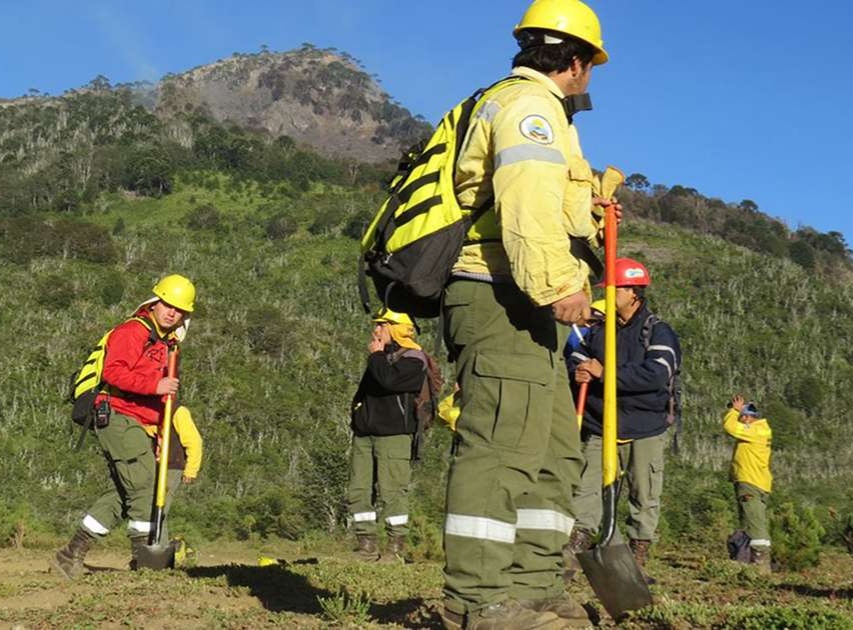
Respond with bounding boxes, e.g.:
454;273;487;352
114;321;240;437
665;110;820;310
172;405;203;479
723;408;772;493
453;66;602;306
146;405;203;479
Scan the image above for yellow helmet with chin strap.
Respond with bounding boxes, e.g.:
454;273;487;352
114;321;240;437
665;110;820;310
514;0;608;66
152;274;196;313
372;307;414;327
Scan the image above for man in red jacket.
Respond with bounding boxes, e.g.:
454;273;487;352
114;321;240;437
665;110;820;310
53;274;195;578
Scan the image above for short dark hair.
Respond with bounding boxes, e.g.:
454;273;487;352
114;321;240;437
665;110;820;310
512;30;598;74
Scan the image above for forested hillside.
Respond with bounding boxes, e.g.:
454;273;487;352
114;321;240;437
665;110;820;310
1;47;852;558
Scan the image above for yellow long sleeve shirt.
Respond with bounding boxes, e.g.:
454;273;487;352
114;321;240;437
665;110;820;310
453;67;601;306
172;405;203;479
723;409;772;493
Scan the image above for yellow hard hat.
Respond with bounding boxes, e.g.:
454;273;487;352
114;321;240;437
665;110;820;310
590;299;606;316
372;307;414;327
152;274;196;312
514;0;608;66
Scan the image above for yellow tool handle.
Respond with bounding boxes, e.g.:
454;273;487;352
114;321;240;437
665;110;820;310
154;347;178;508
602;204;618;488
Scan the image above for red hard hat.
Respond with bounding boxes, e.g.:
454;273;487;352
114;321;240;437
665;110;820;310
596;258;651;287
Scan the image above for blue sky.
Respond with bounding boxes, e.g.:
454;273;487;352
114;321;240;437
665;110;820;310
2;1;852;243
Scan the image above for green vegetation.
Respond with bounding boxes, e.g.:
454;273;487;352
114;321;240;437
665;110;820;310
2;170;852;577
2;52;853;625
621;177;852;273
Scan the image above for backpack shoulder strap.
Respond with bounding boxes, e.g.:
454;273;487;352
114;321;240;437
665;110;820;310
126;315;162;346
640;312;660;350
463;76;531;225
393;348;428;368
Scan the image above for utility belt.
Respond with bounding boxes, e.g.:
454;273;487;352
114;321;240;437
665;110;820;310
461;235;603;286
75;398;111;451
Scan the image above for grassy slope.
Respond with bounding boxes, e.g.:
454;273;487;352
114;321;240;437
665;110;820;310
3;178;853;626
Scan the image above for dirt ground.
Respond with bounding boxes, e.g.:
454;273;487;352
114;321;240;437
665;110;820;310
3;542;853;628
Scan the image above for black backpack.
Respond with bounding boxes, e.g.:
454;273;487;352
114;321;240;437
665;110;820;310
358;77;530;318
640;313;683;452
391;348;445;461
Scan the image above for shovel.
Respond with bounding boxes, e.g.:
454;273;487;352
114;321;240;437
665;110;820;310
137;346;179;570
577;168;652;620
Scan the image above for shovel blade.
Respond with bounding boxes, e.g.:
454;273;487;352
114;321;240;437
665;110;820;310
577;543;652;620
135;543;175;570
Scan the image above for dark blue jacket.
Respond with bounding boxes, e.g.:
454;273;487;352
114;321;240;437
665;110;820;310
569;302;681;440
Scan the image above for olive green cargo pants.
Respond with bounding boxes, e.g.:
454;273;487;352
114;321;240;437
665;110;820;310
81;413;157;539
735;482;771;547
347;434;413;537
442;280;583;615
573;432;666;542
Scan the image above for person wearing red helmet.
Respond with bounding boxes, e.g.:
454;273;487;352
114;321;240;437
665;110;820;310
565;258;681;583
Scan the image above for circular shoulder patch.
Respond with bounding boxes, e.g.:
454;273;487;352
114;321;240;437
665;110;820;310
519;115;554;145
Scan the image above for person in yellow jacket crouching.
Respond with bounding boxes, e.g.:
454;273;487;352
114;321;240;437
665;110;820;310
724;395;772;573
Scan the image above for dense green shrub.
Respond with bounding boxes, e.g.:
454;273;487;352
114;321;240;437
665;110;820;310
785;375;825;414
770;501;824;571
0;216;118;265
266;213;297;240
186;204;222;231
98;270;126;307
308;206;347;235
789;240;816;269
761;401;804;451
36;274;75;311
236;488;304;539
343;209;372;240
245;306;296;358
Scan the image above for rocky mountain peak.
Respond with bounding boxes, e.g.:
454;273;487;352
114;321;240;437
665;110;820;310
155;45;431;163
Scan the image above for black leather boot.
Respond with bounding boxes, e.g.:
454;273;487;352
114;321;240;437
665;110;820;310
52;528;95;579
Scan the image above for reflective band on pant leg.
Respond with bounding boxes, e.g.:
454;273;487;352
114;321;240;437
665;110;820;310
445;514;516;544
749;539;771;548
82;514;110;536
352;511;377;523
515;509;575;536
385;514;409;526
128;520;152;534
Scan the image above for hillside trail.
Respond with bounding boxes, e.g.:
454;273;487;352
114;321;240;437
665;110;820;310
2;542;853;628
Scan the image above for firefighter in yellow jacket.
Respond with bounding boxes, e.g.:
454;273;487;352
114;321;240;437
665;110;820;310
441;1;616;627
724;394;773;573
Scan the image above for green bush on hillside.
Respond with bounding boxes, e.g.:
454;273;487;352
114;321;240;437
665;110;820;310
186;204;222;231
36;274;75;311
99;270;126;307
770;501;824;571
265;213;297;240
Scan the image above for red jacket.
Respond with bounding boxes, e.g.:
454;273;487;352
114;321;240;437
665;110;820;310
96;311;176;427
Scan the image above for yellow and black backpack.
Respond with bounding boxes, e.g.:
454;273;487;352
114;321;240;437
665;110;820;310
68;316;157;427
359;77;526;318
